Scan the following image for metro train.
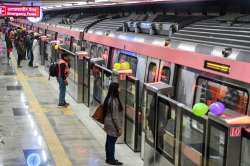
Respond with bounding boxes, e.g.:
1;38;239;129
10;8;250;166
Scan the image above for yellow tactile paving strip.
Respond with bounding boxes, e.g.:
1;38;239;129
13;59;73;166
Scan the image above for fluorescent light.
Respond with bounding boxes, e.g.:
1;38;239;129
55;5;61;8
63;4;73;7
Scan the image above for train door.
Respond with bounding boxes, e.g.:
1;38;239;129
143;82;173;166
124;75;140;152
206;113;250;166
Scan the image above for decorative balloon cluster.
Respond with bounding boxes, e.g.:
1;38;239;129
113;62;131;72
192;102;225;117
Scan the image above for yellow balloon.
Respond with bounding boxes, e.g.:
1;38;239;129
54;44;59;50
113;63;121;71
121;62;130;70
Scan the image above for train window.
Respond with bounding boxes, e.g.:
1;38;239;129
119;53;138;76
145;92;156;145
147;63;157;83
160;66;171;84
97;47;103;58
180;114;205;166
93;66;102;103
207;126;226;166
156;99;176;161
195;77;249;114
90;45;98;58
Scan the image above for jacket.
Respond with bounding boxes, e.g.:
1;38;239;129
57;59;70;80
104;98;123;137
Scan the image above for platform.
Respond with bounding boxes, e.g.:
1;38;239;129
0;45;143;166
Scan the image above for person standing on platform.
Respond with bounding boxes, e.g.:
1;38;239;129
14;29;26;68
5;29;14;64
26;32;34;67
32;34;40;68
103;82;123;165
57;53;70;107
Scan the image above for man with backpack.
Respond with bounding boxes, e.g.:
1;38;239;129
56;53;70;107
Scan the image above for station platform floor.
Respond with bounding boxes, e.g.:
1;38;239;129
0;46;143;165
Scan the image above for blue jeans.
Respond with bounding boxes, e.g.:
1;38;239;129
105;135;118;162
57;77;66;104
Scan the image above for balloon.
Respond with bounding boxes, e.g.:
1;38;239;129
113;63;121;71
192;103;208;117
209;102;225;116
54;44;59;50
121;62;130;70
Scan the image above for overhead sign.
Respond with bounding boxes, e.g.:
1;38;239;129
0;6;40;17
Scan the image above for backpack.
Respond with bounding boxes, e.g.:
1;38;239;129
48;62;58;80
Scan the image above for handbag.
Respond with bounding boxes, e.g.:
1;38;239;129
92;104;105;124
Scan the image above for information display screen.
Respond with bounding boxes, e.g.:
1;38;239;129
0;6;40;17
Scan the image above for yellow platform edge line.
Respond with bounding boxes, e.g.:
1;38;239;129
15;65;72;166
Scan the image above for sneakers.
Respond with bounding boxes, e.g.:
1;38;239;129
106;160;123;165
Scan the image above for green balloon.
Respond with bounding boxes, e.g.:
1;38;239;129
192;103;208;117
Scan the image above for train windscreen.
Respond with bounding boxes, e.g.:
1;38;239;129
194;77;249;114
118;53;138;76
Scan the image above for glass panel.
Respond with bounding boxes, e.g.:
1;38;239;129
241;135;250;166
195;77;249;114
119;53;138;76
145;93;156;144
208;126;226;166
161;66;171;84
93;66;102;103
180;115;204;166
147;63;157;83
157;100;176;159
83;61;89;85
126;81;136;108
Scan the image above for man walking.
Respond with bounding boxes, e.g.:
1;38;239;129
57;53;70;107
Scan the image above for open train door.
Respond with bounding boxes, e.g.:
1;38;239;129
124;75;141;152
206;112;250;166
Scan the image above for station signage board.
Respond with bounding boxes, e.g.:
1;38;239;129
0;6;40;17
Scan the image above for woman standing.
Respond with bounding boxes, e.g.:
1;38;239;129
32;34;40;68
103;82;123;165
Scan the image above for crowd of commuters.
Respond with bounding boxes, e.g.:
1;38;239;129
4;27;40;68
